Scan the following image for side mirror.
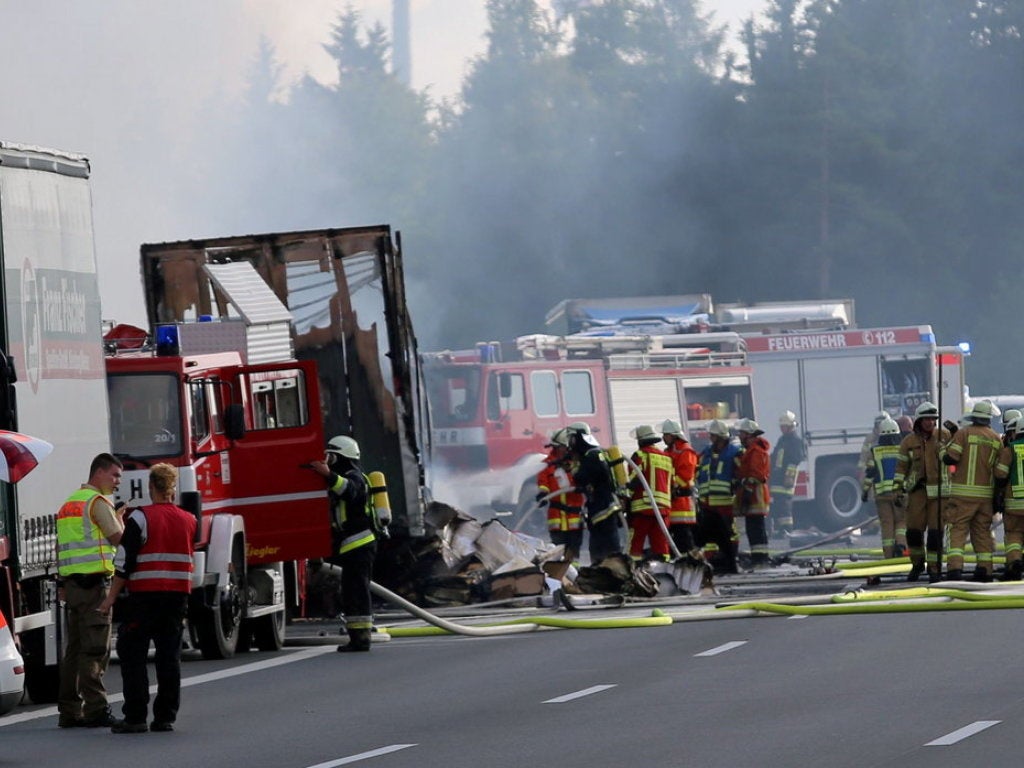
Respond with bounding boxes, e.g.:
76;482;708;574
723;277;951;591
498;372;512;400
225;404;245;440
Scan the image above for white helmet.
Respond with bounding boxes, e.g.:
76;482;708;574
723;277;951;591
874;411;890;425
779;410;798;427
878;418;900;436
660;418;687;439
1003;409;1022;428
567;421;592;435
629;424;659;443
326;435;360;461
737;418;764;436
970;399;999;424
546;428;570;448
914;402;939;420
707;419;731;439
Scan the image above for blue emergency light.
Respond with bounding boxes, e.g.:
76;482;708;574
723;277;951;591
155;324;180;356
958;341;971;355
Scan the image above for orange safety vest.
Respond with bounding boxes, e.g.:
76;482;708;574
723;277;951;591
537;461;584;532
665;439;698;524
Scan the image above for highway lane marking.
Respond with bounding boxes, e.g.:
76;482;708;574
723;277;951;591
695;641;747;657
0;646;335;727
543;684;617;703
925;720;1001;746
306;744;417;767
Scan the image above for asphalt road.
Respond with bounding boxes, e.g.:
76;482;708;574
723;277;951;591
3;600;1024;768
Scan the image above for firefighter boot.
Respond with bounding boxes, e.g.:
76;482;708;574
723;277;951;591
1003;560;1024;582
907;560;925;582
972;566;992;583
338;628;371;653
945;568;963;582
927;568;942;584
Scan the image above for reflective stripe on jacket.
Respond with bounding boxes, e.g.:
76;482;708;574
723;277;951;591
697;442;741;507
329;471;376;554
537;463;584;532
57;488;115;577
126;503;196;593
666;440;698;524
868;444;901;496
629;446;673;516
942;426;1001;499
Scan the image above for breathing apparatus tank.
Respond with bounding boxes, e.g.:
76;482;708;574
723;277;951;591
606;445;629;490
368;470;392;537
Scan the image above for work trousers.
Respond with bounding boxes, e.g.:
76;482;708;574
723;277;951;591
550;528;584;562
587;515;623;565
670;523;696;555
58;578;112;719
1004;512;1024;566
945;496;994;572
116;592;188;725
904;491;941;570
739;509;770;564
337;542;377;647
697;504;738;574
627;514;670;560
771;494;795;532
875;495;907;558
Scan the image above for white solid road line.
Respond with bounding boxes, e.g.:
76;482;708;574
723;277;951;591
925;720;1001;746
305;744;418;767
0;646;335;727
543;684;617;703
694;641;748;657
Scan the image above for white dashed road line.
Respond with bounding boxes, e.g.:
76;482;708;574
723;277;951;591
543;684;617;703
925;721;1000;746
305;744;418;767
694;641;747;657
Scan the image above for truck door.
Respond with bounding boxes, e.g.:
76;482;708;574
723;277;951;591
229;362;331;563
484;369;532;468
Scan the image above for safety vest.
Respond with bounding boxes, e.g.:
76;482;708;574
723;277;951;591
944;427;1001;499
698;442;740;507
1003;441;1024;511
629;447;673;516
127;504;196;593
57;488;116;577
666;440;698;525
869;444;901;495
329;471;376;554
537;463;584;532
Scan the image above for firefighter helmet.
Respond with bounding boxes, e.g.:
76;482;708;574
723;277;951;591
546;428;569;448
1003;409;1022;429
779;410;798;427
660;418;687;439
969;399;999;423
1007;415;1021;433
630;424;659;444
878;418;900;436
914;402;939;420
326;435;360;461
707;419;731;439
567;421;592;435
737;418;764;436
874;411;890;425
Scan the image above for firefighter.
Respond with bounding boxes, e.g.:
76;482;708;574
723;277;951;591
940;400;1003;582
625;425;674;562
309;435;378;652
857;412;892;482
769;410;805;536
736;419;772;568
566;423;623;565
661;418;698;554
535;428;585;562
995;414;1024;580
861;418;907;559
893;402;953;582
1001;409;1021;446
696;419;742;574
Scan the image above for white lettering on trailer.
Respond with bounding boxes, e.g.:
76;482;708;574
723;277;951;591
767;334;847;352
41;275;88;335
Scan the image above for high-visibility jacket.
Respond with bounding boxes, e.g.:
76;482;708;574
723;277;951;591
124;503;196;593
770;431;805;496
329;469;376;554
867;443;901;496
895;427;952;499
57;488;117;577
537;460;584;532
665;439;698;524
942;424;1002;499
736;436;771;513
996;439;1024;512
628;446;673;516
697;441;741;507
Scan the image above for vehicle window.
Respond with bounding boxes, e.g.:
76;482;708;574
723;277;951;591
424;365;481;426
487;371;526;419
531;371;559;417
562;370;595;416
108;373;182;458
189;381;210;443
248;369;308;430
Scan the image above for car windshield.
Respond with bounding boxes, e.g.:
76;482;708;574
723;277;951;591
424;365;482;427
108;373;183;458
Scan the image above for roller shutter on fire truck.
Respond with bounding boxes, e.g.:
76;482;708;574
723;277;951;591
608;378;681;451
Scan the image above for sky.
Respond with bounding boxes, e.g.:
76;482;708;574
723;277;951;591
0;0;765;326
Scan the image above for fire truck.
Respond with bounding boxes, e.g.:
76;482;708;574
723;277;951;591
423;328;756;527
427;295;967;532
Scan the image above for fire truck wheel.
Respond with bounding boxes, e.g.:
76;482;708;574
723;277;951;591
252;611;286;651
193;537;246;659
816;459;866;532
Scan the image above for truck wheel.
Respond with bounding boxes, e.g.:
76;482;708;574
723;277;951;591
816;459;867;532
252;611;286;651
194;537;245;659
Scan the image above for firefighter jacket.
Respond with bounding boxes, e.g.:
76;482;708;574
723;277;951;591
697;441;741;508
941;424;1003;499
628;445;673;517
57;487;117;577
114;503;196;593
865;441;901;496
996;438;1024;513
736;436;771;514
573;446;620;524
328;467;376;554
770;431;805;496
537;457;584;532
665;439;698;525
895;427;952;499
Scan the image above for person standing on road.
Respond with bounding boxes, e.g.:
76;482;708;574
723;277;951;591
736;419;772;568
56;453;125;729
661;419;698;554
858;412;892;483
940;400;1003;582
893;402;952;582
99;463;196;734
535;428;585;562
566;423;623;565
861;418;907;559
625;425;674;562
309;435;379;652
769;411;805;536
995;414;1024;581
696;420;742;574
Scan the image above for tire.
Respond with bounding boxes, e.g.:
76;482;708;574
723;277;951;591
194;536;245;660
814;459;868;532
252;611;286;651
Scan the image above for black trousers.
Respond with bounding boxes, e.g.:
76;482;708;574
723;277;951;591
337;542;377;635
587;516;623;565
116;593;188;725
